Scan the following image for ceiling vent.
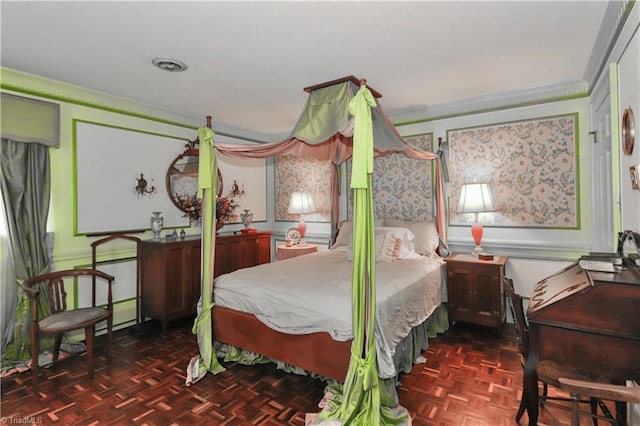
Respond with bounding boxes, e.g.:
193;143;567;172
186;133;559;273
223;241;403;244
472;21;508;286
151;58;188;72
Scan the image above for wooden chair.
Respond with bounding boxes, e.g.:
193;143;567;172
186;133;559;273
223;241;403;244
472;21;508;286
559;378;640;426
503;276;614;425
21;269;115;378
91;234;141;326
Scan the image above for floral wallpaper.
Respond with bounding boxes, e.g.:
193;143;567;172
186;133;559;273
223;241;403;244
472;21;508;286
274;155;333;221
274;134;436;223
347;133;435;221
448;113;578;228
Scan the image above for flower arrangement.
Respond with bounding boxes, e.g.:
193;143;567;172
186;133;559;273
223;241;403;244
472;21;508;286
216;195;239;223
175;192;203;224
175;192;240;225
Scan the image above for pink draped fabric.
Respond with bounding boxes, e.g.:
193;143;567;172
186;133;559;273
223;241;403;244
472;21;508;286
215;135;353;164
214;136;446;245
212;81;446;244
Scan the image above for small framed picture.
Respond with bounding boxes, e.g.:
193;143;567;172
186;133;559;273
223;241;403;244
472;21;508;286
630;164;640;190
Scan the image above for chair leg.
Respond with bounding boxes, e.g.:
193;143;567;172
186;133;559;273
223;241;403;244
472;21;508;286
516;392;527;422
85;325;94;378
590;397;598;426
52;333;63;362
107;316;112;361
570;392;581;426
31;327;39;379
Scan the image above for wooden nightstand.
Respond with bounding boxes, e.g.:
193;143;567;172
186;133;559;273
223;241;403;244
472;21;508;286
445;253;508;331
276;244;318;260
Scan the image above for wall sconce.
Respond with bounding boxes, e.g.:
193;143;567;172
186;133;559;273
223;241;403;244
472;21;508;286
288;191;316;244
134;173;156;198
457;182;496;256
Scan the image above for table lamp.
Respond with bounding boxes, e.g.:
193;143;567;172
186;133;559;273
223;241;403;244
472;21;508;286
288;191;316;244
457;182;496;256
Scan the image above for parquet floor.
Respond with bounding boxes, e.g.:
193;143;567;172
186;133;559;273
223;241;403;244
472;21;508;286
0;319;612;425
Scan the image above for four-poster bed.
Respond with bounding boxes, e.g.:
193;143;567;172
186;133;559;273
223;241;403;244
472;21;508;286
213;243;447;381
187;77;448;394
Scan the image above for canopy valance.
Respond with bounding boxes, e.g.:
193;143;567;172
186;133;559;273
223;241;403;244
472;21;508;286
214;76;447;240
216;77;438;164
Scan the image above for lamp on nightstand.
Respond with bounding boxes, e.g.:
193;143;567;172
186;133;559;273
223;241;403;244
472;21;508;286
457;182;496;256
288;191;316;244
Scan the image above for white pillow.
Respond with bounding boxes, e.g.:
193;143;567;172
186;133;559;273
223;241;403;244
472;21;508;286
332;220;385;251
376;226;416;259
384;219;439;256
330;220;352;252
346;229;401;262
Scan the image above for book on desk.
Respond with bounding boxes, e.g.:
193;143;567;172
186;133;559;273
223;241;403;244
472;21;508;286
578;253;623;273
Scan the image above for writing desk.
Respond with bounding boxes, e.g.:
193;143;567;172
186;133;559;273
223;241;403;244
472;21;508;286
525;263;640;425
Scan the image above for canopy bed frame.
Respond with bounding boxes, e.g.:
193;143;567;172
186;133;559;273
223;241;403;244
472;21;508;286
214;306;352;380
186;76;448;388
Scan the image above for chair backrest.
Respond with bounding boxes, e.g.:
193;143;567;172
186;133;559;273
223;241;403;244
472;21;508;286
503;276;529;358
22;269;115;317
91;234;141;318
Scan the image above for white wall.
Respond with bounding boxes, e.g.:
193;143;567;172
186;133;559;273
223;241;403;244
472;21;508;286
611;4;640;422
618;27;640;233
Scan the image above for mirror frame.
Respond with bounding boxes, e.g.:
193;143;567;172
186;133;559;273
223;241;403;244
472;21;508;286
166;143;223;214
622;107;635;156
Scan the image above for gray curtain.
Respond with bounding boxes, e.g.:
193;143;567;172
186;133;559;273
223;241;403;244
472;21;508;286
0;186;16;353
0;138;52;362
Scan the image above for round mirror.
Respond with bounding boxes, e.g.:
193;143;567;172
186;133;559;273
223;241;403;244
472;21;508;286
166;147;223;214
622;107;635;156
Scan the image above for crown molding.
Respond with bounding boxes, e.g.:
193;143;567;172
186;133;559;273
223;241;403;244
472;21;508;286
389;80;588;126
0;67;270;143
390;1;637;127
583;0;636;92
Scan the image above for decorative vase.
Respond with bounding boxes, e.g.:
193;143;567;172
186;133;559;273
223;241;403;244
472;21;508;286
151;211;163;240
240;209;254;229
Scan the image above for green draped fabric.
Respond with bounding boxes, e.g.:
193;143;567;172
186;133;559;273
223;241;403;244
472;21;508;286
291;82;353;143
183;81;444;422
320;86;409;424
0;139;53;364
185;128;225;385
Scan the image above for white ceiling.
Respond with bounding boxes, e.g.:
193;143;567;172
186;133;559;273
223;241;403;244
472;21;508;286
1;1;609;137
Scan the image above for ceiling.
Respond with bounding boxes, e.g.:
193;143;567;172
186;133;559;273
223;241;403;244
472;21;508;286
1;1;609;138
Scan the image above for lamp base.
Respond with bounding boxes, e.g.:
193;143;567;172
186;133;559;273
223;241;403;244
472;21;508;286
297;219;308;247
470;222;485;256
472;245;484;256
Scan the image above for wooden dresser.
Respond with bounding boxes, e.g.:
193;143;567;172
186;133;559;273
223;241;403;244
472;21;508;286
141;231;271;333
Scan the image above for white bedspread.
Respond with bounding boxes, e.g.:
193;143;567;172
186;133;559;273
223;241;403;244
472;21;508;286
214;249;445;379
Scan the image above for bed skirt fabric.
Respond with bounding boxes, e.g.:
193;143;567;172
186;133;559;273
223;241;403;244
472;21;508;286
391;303;449;378
214;250;446;379
215;304;449;383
